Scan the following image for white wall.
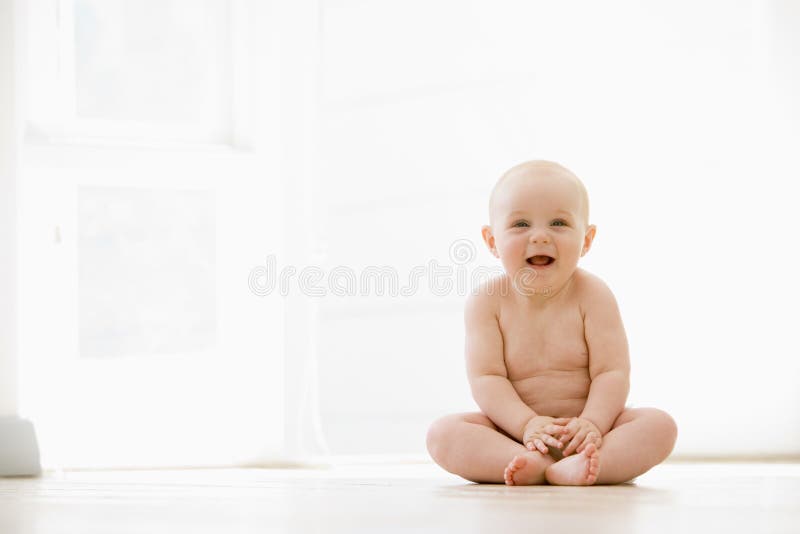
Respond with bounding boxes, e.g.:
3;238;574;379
313;0;800;457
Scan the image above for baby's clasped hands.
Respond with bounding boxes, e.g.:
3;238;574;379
522;415;567;454
523;415;602;456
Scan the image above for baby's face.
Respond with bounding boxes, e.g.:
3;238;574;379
482;164;596;296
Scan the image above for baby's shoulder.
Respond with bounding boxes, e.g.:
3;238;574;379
464;274;508;315
571;268;618;313
571;267;608;291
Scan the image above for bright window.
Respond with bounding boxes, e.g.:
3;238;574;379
26;0;233;145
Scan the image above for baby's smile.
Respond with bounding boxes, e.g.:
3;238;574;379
526;255;556;268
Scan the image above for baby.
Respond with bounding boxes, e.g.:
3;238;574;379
426;160;677;485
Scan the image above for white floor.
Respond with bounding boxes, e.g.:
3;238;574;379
1;461;798;533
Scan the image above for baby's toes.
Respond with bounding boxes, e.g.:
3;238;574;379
585;444;600;481
504;455;528;486
587;459;599;478
508;455;528;472
504;467;513;485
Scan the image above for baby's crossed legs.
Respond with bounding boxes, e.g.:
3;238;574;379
426;407;677;485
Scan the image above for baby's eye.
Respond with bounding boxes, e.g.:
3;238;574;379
551;219;568;227
513;221;529;228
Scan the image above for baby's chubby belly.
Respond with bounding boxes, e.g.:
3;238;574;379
510;369;591;418
496;281;592;419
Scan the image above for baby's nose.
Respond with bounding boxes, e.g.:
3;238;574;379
529;232;550;244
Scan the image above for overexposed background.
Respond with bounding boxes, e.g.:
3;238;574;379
1;0;798;469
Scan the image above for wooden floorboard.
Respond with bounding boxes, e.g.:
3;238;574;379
1;461;798;533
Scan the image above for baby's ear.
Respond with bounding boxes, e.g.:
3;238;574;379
581;224;597;256
481;225;499;258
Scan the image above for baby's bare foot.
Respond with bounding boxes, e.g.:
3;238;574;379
544;443;600;486
503;451;549;486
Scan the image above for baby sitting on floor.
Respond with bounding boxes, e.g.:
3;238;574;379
426;160;677;485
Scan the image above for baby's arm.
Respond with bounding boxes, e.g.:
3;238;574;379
565;278;630;452
464;289;541;443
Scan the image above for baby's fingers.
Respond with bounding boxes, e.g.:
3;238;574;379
527;438;548;454
556;424;577;443
576;432;601;454
563;429;589;456
544;424;568;437
540;433;563;449
526;433;563;454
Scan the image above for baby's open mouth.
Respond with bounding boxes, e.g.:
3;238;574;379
526;255;555;266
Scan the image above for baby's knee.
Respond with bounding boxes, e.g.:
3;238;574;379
644;408;678;449
425;414;460;461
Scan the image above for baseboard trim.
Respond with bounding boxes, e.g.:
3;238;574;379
666;454;800;463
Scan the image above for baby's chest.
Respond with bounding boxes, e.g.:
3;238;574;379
499;308;588;379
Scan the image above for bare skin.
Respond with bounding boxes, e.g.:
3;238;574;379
506;443;599;486
427;405;677;485
426;160;678;485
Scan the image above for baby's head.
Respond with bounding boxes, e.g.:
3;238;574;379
481;160;596;296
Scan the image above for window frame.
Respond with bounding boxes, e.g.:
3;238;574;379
22;0;253;149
